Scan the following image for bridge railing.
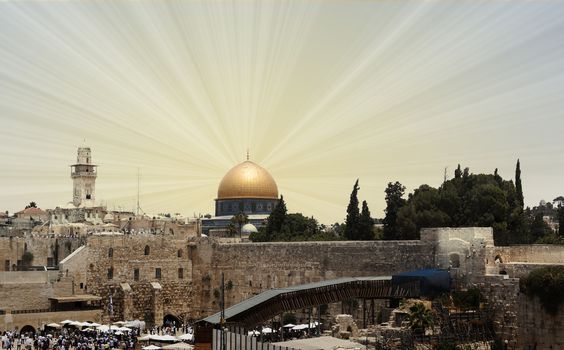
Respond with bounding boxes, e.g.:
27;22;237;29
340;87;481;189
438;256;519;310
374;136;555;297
212;329;297;350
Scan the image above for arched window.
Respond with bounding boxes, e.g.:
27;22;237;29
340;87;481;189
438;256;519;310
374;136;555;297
108;248;113;258
177;249;183;258
144;245;150;255
449;253;461;268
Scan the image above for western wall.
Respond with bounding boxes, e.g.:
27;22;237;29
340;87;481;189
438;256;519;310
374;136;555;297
1;227;564;349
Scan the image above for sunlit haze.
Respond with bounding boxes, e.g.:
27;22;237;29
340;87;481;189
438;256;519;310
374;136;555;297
1;1;564;223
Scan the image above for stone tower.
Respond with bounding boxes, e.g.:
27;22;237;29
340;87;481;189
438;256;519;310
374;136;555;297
71;147;97;207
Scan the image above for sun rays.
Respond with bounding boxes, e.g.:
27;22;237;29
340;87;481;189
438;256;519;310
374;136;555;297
1;2;564;223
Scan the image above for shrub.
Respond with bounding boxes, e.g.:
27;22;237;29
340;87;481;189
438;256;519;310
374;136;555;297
452;287;481;310
520;266;564;315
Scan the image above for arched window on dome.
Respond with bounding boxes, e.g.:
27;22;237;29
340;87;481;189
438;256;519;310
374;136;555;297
144;245;150;255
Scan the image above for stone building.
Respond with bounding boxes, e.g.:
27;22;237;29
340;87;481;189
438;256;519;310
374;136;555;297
71;146;97;207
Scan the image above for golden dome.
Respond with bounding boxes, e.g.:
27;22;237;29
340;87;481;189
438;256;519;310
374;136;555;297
217;161;278;200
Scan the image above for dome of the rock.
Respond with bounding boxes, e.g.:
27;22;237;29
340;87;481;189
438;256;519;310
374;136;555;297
217;161;278;200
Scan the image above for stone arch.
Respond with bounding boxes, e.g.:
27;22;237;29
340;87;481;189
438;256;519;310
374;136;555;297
449;253;461;268
494;254;503;264
144;245;150;255
163;314;181;327
20;325;36;335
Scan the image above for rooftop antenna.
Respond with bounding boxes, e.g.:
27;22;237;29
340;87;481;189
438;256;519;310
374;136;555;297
444;167;448;184
136;168;140;216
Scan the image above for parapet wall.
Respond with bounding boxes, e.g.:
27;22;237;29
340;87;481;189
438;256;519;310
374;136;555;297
491;244;564;264
0;236;84;271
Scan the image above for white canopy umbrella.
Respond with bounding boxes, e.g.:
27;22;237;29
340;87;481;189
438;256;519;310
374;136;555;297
116;326;132;332
151;335;178;342
46;323;61;329
261;327;273;334
125;320;145;330
247;330;260;336
291;324;309;330
178;334;193;341
89;322;101;327
282;324;296;328
113;321;126;326
138;335;152;341
60;320;74;325
161;343;193;350
96;325;110;332
142;346;161;350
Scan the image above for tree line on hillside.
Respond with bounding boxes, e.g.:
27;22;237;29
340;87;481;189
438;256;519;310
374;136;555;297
382;160;563;245
248;159;562;244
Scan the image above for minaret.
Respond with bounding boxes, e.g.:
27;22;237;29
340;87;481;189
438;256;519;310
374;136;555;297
70;147;97;207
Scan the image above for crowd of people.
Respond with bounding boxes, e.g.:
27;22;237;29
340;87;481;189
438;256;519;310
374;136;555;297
1;327;139;350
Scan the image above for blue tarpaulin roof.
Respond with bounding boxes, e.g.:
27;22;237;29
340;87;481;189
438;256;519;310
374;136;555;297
392;269;450;297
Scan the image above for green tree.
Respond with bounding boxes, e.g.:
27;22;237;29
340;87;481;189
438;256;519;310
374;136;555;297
530;213;552;243
358;200;374;240
558;206;564;236
407;302;434;334
383;181;406;240
265;195;287;236
226;223;237;237
344;180;360;240
230;212;248;238
454;164;462;179
25;202;37;209
515;159;524;208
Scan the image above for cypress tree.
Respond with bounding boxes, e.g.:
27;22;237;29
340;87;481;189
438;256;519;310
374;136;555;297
515;159;524;208
558;206;564;236
383;181;406;240
454;164;462;179
266;195;287;235
344;179;360;240
358;200;374;240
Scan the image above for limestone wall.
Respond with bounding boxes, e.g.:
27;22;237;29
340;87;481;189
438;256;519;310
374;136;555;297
83;235;193;323
190;239;436;318
490;244;564;264
0;236;84;271
518;295;564;349
0;277;73;311
1;309;102;333
59;245;89;292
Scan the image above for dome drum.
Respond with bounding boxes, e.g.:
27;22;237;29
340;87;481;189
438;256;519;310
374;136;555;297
215;198;278;217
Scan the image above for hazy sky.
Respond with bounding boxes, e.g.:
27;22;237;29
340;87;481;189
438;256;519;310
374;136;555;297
1;1;563;224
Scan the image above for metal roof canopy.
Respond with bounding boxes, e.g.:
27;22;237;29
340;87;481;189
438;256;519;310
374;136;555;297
200;275;421;327
49;295;102;303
